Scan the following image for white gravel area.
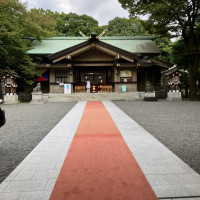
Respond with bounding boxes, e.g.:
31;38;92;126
113;100;200;175
0;102;76;183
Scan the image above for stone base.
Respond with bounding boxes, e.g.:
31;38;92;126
4;94;20;104
44;92;146;102
30;92;44;104
167;91;182;100
144;92;157;101
30;100;44;104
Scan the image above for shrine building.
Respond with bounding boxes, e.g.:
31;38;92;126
27;33;167;94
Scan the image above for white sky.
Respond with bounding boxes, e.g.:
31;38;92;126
21;0;130;26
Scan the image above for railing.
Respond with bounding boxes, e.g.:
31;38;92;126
75;86;86;93
101;85;112;93
75;85;112;93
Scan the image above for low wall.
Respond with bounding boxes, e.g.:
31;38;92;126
114;83;137;92
43;92;145;102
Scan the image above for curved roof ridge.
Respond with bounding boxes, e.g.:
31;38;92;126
100;36;158;40
37;36;158;40
27;36;161;55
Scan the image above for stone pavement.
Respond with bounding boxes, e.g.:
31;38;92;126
0;101;200;200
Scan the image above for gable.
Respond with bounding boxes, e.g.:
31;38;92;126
73;48;115;62
48;39;138;63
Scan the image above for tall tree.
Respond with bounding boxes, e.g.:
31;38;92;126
31;9;67;36
35;10;100;36
63;13;98;36
0;0;56;84
118;0;200;100
154;37;174;63
107;17;148;36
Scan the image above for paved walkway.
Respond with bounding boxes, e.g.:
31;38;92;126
0;101;200;200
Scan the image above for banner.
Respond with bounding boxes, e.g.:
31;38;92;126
35;69;49;81
64;84;71;94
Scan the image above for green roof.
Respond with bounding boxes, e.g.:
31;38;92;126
27;36;161;55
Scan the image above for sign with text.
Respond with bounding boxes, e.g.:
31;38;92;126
122;85;127;92
64;84;71;94
120;70;132;77
86;81;91;89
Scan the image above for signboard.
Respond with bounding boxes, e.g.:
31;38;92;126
120;70;132;77
1;80;5;95
64;84;71;94
122;85;127;92
86;81;91;89
7;78;12;84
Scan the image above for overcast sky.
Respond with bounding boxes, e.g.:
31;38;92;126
21;0;130;26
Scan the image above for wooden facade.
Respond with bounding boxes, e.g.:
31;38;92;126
29;35;165;93
0;70;19;95
162;66;188;91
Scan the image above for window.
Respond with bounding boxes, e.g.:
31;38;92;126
120;77;132;82
55;71;67;83
80;73;106;84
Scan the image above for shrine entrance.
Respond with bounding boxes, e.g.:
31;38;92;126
77;68;111;93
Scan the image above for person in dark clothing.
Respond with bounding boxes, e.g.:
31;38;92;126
0;99;6;127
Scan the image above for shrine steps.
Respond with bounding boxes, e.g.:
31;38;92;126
43;92;145;102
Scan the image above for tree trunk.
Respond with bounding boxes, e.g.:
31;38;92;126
185;35;199;100
188;63;197;100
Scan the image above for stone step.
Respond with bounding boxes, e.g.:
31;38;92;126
43;92;146;102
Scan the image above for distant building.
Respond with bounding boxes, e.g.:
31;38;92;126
0;69;19;97
27;34;168;94
162;66;188;91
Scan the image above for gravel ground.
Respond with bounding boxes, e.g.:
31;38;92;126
113;100;200;175
0;100;200;184
0;102;76;183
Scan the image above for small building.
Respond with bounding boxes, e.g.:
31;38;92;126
27;34;167;94
0;69;20;104
0;69;19;96
162;66;188;91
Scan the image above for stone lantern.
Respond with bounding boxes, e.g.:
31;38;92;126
0;70;20;104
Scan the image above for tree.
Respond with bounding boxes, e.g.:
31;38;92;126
0;0;56;84
35;10;100;36
118;0;200;100
63;13;98;36
154;37;174;63
90;25;108;36
27;9;56;40
31;9;67;36
106;17;148;36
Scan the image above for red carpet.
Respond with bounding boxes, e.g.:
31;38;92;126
49;101;158;200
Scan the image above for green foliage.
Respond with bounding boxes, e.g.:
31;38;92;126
90;26;108;36
118;0;190;37
35;10;100;36
106;17;148;36
171;39;188;70
0;0;56;84
172;38;200;91
154;37;174;62
63;13;98;36
27;9;56;40
118;0;200;99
